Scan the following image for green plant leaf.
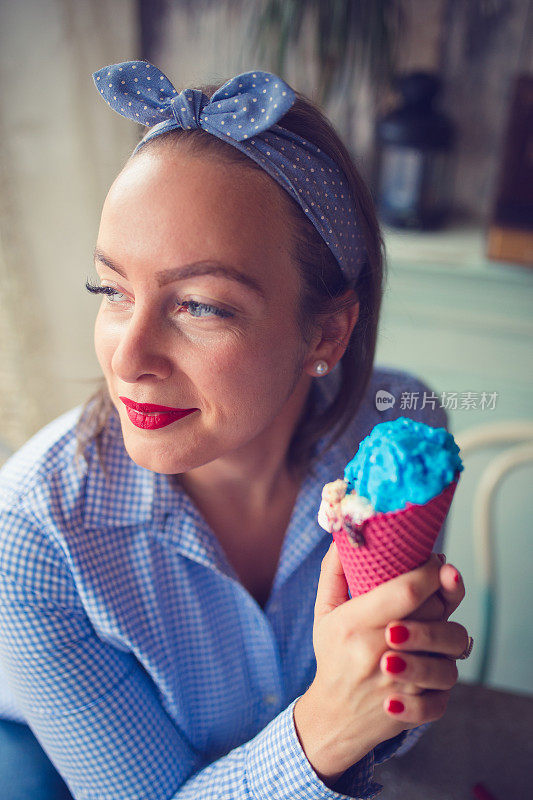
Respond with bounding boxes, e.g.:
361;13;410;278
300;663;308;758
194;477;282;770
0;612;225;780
248;0;403;105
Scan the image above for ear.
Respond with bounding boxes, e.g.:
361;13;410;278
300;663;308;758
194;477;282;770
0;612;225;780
303;289;360;377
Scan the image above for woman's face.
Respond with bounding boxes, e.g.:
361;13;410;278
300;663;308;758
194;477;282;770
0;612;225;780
93;146;315;475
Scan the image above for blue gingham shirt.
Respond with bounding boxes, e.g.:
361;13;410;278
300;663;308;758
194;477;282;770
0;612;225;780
0;364;447;800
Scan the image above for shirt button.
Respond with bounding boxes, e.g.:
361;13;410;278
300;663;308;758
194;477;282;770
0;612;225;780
264;693;279;706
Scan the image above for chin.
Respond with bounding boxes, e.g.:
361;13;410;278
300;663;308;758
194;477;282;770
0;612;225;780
121;440;195;475
118;424;219;475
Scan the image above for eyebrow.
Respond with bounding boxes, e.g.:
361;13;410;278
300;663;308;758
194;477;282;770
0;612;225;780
93;247;266;299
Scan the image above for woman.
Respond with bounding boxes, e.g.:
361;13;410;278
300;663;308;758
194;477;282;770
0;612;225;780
0;62;470;799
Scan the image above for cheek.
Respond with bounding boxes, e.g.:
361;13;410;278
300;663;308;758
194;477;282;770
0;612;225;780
210;319;297;371
195;322;302;408
94;308;116;372
93;307;303;403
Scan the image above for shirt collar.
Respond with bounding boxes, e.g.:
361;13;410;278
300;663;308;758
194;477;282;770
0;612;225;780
82;407;155;530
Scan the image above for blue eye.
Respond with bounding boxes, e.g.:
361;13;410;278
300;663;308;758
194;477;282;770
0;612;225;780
179;299;232;318
85;279;233;319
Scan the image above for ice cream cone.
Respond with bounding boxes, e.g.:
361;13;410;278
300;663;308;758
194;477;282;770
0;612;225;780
331;472;461;597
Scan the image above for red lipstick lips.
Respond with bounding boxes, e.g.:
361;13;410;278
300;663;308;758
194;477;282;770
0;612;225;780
119;397;197;430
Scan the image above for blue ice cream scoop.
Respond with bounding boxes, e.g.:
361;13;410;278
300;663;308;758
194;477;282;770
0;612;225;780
343;416;463;513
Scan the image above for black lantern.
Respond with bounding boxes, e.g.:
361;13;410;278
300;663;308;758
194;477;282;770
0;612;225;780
375;72;455;230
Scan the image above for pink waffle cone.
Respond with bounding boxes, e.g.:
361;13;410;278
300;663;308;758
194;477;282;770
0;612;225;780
331;472;461;597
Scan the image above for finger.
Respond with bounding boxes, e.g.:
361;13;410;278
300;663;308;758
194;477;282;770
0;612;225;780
314;541;350;618
396;683;425;696
339;556;442;628
405;592;446;622
438;563;465;619
406;554;449;620
377;672;424;696
385;619;470;659
383;688;451;724
380;651;458;691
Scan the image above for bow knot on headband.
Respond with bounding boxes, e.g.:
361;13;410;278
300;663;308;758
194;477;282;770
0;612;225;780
93;60;368;284
170;89;208;132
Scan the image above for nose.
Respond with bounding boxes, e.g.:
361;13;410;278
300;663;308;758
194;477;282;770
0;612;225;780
110;304;173;382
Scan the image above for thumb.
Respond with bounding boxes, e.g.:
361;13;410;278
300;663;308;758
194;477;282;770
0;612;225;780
314;540;350;619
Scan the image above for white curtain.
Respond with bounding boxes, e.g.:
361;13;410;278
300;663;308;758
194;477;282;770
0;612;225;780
0;0;139;452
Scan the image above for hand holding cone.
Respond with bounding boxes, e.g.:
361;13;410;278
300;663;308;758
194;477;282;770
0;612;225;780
318;417;463;597
330;473;460;597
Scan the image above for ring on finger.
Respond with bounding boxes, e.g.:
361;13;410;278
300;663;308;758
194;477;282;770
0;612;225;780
445;634;474;661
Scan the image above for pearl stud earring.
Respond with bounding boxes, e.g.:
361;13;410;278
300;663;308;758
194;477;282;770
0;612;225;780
313;360;328;376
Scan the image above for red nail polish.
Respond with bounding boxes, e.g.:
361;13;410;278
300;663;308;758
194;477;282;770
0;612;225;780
388;699;404;714
386;655;406;673
389;625;409;644
454;570;461;583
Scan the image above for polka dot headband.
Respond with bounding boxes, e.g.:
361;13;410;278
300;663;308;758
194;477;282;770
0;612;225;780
92;60;368;286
